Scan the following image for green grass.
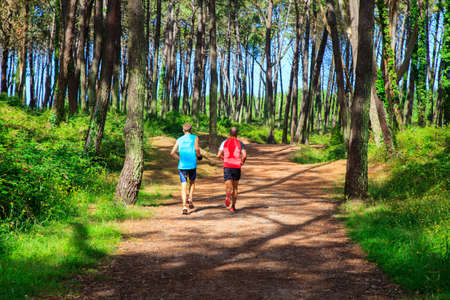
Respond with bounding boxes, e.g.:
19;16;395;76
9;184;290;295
0;98;155;299
341;126;450;297
290;128;347;164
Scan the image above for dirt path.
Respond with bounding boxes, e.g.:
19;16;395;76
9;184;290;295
75;141;400;299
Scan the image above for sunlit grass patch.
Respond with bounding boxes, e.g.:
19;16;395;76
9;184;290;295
341;126;450;297
290;128;347;164
0;220;121;299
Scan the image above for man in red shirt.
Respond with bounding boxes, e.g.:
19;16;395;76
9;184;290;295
217;127;247;212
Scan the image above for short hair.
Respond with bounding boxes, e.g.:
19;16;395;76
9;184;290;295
183;123;192;133
230;127;238;137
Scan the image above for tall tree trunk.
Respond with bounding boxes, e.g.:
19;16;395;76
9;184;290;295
29;48;36;108
55;0;78;123
266;0;275;144
438;0;449;125
87;0;103;113
182;1;196;114
161;0;176;117
43;13;57;109
84;0;120;153
67;55;78;114
192;0;204;123
372;52;394;153
115;0;145;205
149;0;161;115
294;1;310;143
16;4;29;102
326;0;348;142
324;61;335;132
0;48;8;94
208;0;218;152
403;58;416;126
76;0;94;113
345;0;375;200
112;20;122;113
300;29;328;144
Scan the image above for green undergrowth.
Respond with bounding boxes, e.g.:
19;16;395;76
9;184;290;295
341;126;449;297
290;128;347;164
145;111;284;143
0;98;154;299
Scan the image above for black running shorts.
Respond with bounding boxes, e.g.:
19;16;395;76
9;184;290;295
224;167;241;181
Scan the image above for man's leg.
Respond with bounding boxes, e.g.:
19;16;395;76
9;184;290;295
225;180;233;206
181;182;188;206
188;180;195;201
231;180;239;208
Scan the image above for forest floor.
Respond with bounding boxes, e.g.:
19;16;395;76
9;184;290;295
70;137;403;299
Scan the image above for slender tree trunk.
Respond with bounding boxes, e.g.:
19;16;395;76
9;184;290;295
326;0;348;142
0;48;8;94
55;0;78;123
115;0;146;205
29;48;36;108
112;18;122;113
149;0;161;115
192;0;204;123
208;0;218;152
43;13;57;108
67;54;78;114
293;1;310;143
76;0;94;113
16;4;29;102
404;60;416;125
265;0;275;144
300;29;328;144
84;0;120;153
182;2;196;114
161;0;176;117
372;52;394;153
87;0;103;113
345;0;375;200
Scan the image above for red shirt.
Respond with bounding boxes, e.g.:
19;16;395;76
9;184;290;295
221;138;245;169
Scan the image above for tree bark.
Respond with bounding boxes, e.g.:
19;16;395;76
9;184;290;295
300;29;328;144
43;13;57;109
266;0;275;144
192;0;204;123
115;0;146;205
55;0;78;123
87;0;103;113
29;48;36;108
0;48;7;94
345;0;375;200
326;0;348;142
16;3;29;102
208;0;218;152
84;0;120;154
150;0;161;115
76;0;94;113
182;1;196;114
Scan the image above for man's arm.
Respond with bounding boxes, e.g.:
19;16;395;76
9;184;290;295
195;136;201;157
170;141;178;159
241;150;247;165
217;149;224;160
217;140;225;160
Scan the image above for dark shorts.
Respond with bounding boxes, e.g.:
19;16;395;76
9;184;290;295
224;167;241;181
179;169;197;183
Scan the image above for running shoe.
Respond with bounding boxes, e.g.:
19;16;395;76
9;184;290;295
188;200;194;209
182;207;189;215
229;206;236;213
225;195;231;207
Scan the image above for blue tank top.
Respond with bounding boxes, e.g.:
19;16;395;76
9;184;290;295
177;134;197;170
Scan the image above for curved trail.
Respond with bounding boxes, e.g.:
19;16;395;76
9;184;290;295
75;142;400;299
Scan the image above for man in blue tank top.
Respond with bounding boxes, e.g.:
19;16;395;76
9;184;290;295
170;123;202;215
